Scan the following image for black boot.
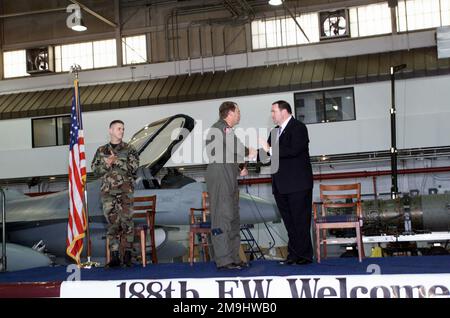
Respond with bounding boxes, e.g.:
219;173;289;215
106;251;121;268
123;250;133;267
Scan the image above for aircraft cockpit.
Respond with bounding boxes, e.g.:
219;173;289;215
130;114;196;190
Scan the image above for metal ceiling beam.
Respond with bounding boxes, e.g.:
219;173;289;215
69;0;117;28
282;1;310;42
223;0;240;17
0;8;66;19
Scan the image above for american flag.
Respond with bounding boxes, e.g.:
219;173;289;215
66;80;87;264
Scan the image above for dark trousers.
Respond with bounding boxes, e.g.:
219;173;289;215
274;189;313;261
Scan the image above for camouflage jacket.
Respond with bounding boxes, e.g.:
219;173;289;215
91;142;140;194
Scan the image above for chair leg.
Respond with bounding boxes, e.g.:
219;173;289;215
322;229;327;259
315;226;321;263
106;237;110;264
356;226;363;263
201;233;210;262
360;229;366;258
189;232;194;265
150;227;158;264
140;229;146;267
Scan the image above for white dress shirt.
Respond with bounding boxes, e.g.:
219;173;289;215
269;116;292;156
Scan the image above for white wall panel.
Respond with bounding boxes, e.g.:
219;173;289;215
1;74;449;179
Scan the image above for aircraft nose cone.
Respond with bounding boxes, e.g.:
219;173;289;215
0;243;52;272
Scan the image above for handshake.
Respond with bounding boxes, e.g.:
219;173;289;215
247;147;258;161
246;138;271;161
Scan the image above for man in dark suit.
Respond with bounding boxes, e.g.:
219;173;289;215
260;100;313;265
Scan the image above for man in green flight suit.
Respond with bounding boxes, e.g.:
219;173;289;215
91;120;140;268
205;101;256;270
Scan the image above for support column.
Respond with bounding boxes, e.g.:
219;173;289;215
115;0;123;67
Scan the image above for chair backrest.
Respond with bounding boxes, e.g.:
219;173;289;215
132;195;157;228
319;183;362;217
201;192;209;222
190;192;210;225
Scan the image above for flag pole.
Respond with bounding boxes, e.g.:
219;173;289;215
70;64;99;268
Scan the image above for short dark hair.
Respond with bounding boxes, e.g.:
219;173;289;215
109;120;124;128
272;100;292;114
219;101;237;119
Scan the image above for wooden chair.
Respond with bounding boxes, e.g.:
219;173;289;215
313;183;364;263
189;192;212;265
106;195;158;267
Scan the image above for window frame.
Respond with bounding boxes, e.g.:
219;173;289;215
293;87;356;125
54;38;117;72
251;12;320;50
31;115;71;148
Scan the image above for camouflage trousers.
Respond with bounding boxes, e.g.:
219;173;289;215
102;191;134;252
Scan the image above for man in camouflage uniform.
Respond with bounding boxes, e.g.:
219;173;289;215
205;101;256;270
91;120;139;268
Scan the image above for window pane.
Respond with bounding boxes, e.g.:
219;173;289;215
296;13;320;44
349;8;359;37
250;13;319;50
258;20;267;48
61;42;93;71
294;91;324;124
33;118;57;147
265;19;279;48
57;116;71;146
251;21;258;49
3;50;29;78
93;39;117;68
397;1;408;31
54;46;62;72
294;98;306;123
324;96;342;121
351;2;392;37
441;0;450;26
325;89;355;121
251;20;265;49
397;0;441;31
282;17;297;46
122;35;147;65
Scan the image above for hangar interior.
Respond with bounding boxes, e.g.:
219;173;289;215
1;0;450;267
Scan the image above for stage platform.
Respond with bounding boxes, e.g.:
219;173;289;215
0;256;449;298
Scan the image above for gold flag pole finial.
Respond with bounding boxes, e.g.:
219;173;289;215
69;64;81;80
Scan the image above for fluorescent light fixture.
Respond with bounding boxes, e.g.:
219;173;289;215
71;8;87;32
269;0;283;6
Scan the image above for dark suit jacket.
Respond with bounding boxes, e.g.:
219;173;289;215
269;117;313;194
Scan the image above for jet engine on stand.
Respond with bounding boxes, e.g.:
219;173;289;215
326;193;450;256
